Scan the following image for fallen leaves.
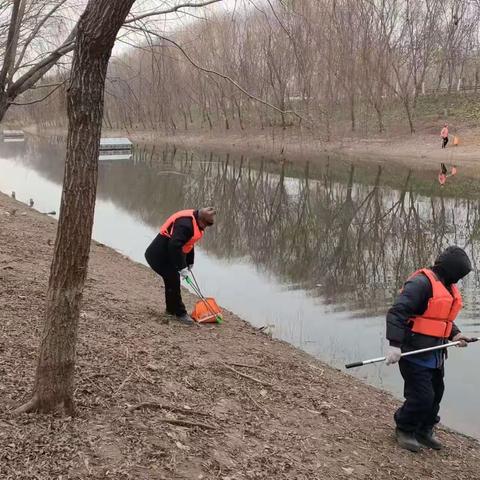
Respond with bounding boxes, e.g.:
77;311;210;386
1;194;480;479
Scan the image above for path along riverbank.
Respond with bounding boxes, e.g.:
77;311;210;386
0;192;479;479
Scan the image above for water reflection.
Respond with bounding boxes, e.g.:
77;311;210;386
5;138;480;320
1;137;479;437
105;146;479;321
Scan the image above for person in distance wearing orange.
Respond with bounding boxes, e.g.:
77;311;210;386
440;124;449;148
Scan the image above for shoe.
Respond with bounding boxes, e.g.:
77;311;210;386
395;428;422;452
416;430;443;450
176;313;194;325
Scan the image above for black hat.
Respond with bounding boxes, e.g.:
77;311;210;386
432;246;472;285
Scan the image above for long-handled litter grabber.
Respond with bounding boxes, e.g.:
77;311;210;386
183;270;223;324
345;337;478;369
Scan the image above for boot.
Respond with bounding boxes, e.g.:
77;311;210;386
176;313;194;325
416;430;443;450
395;428;422;452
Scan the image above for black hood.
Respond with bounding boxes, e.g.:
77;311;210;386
431;246;472;285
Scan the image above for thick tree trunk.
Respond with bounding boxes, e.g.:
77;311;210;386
0;91;8;122
15;0;135;416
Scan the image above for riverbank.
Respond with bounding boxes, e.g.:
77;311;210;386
26;123;480;179
132;128;480;176
1;194;480;479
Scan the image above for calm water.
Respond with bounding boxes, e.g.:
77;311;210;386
1;136;479;438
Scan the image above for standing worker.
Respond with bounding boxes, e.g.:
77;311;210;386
145;207;216;325
440;124;449;148
385;246;473;452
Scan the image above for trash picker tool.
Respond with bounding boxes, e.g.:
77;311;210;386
184;270;223;324
345;337;478;369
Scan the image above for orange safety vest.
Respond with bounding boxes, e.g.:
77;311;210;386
408;268;462;338
159;209;203;254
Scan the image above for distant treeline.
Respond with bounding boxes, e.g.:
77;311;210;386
12;0;480;137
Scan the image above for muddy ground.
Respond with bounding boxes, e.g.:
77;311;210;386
1;192;479;479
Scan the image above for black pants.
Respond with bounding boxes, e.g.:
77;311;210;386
394;359;444;433
145;238;186;316
442;137;448;148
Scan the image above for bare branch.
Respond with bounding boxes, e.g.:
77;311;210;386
28;81;65;90
13;0;69;77
124;24;304;121
124;0;223;24
7;27;76;99
0;0;22;87
10;80;65;106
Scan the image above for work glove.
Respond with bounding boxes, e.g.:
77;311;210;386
385;346;402;365
179;267;190;281
452;333;470;347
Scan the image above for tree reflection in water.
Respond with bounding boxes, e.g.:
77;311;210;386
20;139;480;319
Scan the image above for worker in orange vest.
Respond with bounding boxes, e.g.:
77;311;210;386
440;124;449;148
145;207;216;324
385;246;472;452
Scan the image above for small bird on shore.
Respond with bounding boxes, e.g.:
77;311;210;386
29;198;34;207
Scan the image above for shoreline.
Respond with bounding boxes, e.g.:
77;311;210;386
1;192;479;478
26;124;480;178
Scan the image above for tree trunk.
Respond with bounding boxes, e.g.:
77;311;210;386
403;98;415;134
374;105;384;134
350;93;355;132
0;91;8;122
15;0;135;416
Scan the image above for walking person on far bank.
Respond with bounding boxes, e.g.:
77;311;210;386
145;207;216;325
385;246;473;452
441;124;449;148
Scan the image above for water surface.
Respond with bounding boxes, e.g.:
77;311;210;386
1;136;479;438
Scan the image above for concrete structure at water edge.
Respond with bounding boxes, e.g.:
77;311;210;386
99;137;133;161
2;130;25;142
99;137;132;151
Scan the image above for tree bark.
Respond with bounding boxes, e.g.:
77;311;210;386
403;99;415;134
15;0;135;416
0;0;22;88
0;91;8;121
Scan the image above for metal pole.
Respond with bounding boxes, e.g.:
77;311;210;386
345;337;478;369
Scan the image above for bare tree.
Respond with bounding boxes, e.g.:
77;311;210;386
10;0;480;138
14;0;136;415
0;0;78;121
0;0;224;122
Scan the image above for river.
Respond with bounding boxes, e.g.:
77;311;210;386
1;134;479;438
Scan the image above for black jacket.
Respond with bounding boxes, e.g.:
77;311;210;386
386;246;471;355
386;273;460;354
145;211;200;272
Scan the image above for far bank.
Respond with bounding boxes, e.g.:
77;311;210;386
25;123;480;173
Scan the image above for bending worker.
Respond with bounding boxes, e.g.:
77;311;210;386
385;246;472;452
145;207;216;325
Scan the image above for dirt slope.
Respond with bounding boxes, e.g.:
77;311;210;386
0;193;479;480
